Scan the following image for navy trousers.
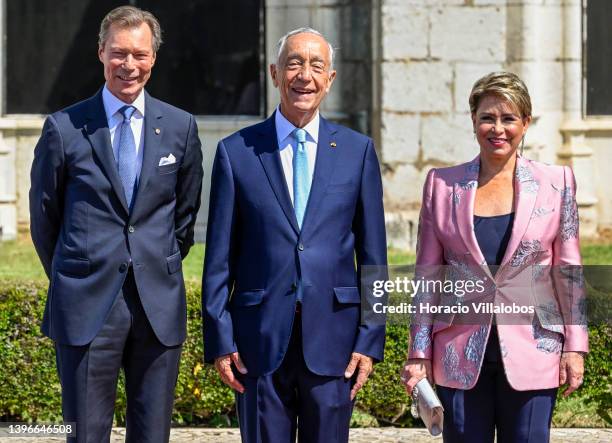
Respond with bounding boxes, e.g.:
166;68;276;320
235;312;355;443
55;270;182;443
436;330;558;443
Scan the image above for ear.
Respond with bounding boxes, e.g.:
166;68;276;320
270;64;279;88
98;45;105;63
522;115;532;135
325;69;337;93
151;51;157;67
471;113;477;132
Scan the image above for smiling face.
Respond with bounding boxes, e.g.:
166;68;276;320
98;22;156;103
270;32;336;127
472;94;531;161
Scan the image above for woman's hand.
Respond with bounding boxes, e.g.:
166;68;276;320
559;351;585;397
401;358;432;394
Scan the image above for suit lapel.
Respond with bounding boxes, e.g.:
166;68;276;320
454;157;491;278
256;114;300;234
84;91;129;215
131;92;163;216
300;117;338;234
499;155;539;267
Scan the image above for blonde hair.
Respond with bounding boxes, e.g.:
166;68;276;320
469;71;532;118
99;6;163;53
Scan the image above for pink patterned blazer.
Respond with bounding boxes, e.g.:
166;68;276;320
408;155;588;391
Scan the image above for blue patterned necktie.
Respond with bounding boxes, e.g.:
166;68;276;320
117;105;137;210
293;128;311;228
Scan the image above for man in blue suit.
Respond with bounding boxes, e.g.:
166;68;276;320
29;6;203;442
203;28;387;442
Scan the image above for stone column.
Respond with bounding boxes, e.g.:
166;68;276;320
0;128;17;240
507;0;565;164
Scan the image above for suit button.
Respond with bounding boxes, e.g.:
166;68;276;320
291;283;297;292
128;225;135;234
119;263;128;273
298;244;304;251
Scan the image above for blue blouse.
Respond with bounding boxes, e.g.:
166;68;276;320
473;213;515;273
473;212;514;362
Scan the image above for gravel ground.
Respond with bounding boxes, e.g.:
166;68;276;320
0;427;610;442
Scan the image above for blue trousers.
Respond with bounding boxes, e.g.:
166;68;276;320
436;330;558;443
235;312;355;443
55;271;182;443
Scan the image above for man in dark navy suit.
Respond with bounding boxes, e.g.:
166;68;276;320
29;6;203;442
203;28;387;442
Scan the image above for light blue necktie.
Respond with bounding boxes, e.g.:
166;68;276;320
293;128;311;303
117;105;137;210
293;128;311;228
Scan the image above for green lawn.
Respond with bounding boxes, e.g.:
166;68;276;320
0;237;46;281
3;238;609;283
0;239;207;283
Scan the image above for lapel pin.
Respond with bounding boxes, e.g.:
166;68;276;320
330;142;336;148
155;128;161;135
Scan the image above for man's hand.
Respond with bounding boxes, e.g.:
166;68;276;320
559;351;584;397
214;352;248;394
344;352;374;400
401;358;432;395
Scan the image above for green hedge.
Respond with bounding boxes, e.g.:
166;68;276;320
0;281;609;426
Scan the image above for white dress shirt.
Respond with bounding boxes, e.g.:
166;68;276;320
275;107;319;204
102;85;146;178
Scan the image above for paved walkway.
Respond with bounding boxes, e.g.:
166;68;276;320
0;428;610;442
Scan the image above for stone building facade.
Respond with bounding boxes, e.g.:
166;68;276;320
0;0;608;249
378;0;603;248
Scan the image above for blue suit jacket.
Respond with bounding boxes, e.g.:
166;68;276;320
203;113;387;377
29;89;203;347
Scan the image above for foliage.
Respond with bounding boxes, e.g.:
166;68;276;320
0;240;609;426
0;280;609;427
577;324;611;425
0;283;62;422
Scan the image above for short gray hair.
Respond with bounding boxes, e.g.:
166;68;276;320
99;6;163;53
276;27;335;70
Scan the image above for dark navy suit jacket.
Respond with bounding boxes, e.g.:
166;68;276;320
203;113;387;377
30;89;203;347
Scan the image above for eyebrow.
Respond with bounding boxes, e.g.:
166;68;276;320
285;54;327;64
478;111;519;117
285;53;304;61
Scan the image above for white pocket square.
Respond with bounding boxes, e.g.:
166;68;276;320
158;153;176;166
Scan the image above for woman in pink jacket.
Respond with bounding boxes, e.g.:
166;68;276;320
401;72;588;443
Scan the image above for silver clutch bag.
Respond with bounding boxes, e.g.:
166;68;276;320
411;378;444;436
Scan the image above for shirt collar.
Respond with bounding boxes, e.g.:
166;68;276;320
102;85;146;122
275;106;319;148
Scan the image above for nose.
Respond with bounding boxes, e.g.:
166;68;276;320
491;119;504;134
297;64;312;81
122;54;135;70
